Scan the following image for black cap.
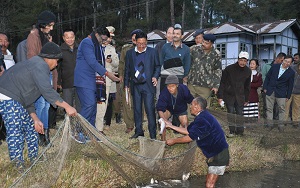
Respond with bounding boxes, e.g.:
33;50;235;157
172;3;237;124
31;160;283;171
193;29;205;37
203;34;216;43
130;29;143;37
38;10;56;25
39;42;62;59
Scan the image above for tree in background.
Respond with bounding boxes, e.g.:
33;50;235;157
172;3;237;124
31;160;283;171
1;0;299;53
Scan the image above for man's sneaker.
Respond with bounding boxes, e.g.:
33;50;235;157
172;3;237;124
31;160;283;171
72;132;86;144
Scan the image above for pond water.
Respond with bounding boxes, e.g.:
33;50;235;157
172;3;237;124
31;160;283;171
139;161;300;188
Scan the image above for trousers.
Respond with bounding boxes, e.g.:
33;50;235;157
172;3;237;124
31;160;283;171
0;99;38;163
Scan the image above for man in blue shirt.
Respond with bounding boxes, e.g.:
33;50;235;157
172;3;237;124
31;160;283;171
156;75;194;139
263;55;295;130
159;24;191;91
166;96;229;188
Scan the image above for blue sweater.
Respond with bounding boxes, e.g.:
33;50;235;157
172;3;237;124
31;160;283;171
188;110;228;158
156;84;194;115
160;42;191;77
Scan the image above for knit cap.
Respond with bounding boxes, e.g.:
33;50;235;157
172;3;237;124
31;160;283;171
38;10;56;25
39;42;62;59
165;75;179;85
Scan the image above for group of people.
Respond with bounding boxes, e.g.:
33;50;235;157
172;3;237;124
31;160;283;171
1;9;299;187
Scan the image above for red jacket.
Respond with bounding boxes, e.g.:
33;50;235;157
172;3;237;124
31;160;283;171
249;72;262;102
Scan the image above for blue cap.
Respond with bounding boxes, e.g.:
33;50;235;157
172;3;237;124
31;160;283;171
130;29;143;37
193;29;205;37
203;34;216;43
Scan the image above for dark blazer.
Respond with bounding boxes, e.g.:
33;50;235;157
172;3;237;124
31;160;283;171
124;47;161;94
217;62;251;106
263;63;295;99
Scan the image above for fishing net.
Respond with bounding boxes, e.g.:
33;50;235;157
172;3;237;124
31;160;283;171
8;114;196;188
209;109;300;148
3;101;300;188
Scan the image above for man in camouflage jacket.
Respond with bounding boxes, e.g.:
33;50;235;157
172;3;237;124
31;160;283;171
188;34;222;108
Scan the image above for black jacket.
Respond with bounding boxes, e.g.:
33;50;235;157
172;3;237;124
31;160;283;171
58;42;78;89
217;62;251;106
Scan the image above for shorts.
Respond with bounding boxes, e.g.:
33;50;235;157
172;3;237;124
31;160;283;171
206;148;229;175
172;111;187;126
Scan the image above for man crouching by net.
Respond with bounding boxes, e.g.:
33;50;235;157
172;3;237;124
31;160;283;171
0;42;77;171
166;96;229;188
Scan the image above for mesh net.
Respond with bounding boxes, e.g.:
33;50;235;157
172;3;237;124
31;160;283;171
209;109;300;148
8;114;196;188
3;106;300;187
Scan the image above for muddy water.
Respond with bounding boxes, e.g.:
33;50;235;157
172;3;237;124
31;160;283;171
140;161;300;188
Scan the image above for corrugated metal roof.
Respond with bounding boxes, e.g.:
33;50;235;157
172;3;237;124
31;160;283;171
147;29;165;40
243;19;296;34
211;23;255;34
147;19;299;41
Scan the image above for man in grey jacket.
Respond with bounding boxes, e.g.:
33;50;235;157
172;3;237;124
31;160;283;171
0;42;77;168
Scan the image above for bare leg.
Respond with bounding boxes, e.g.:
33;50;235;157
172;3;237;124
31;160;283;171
178;115;188;128
206;173;219;188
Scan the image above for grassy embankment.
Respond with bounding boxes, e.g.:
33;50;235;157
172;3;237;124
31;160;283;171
1;96;300;187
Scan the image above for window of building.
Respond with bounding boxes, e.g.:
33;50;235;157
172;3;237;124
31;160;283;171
216;43;226;58
240;43;248;52
287;47;292;56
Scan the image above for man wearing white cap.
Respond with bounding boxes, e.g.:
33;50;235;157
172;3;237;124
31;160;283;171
217;51;251;136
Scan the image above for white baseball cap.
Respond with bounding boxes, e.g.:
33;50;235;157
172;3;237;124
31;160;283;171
238;51;249;60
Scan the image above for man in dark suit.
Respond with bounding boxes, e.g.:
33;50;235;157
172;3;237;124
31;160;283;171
124;31;161;139
263;55;295;126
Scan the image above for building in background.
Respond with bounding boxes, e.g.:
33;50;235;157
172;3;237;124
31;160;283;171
147;19;300;69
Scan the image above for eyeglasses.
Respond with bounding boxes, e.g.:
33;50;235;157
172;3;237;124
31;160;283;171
136;42;147;47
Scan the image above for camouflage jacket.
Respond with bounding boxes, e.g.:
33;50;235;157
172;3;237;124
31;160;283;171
119;43;134;78
188;45;222;88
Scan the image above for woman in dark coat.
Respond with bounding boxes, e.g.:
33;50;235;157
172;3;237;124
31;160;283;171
243;59;263;118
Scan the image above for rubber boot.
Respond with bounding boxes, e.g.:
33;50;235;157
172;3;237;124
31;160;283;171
115;113;122;124
44;129;50;146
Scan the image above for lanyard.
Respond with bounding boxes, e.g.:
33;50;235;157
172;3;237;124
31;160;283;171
171;94;177;110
